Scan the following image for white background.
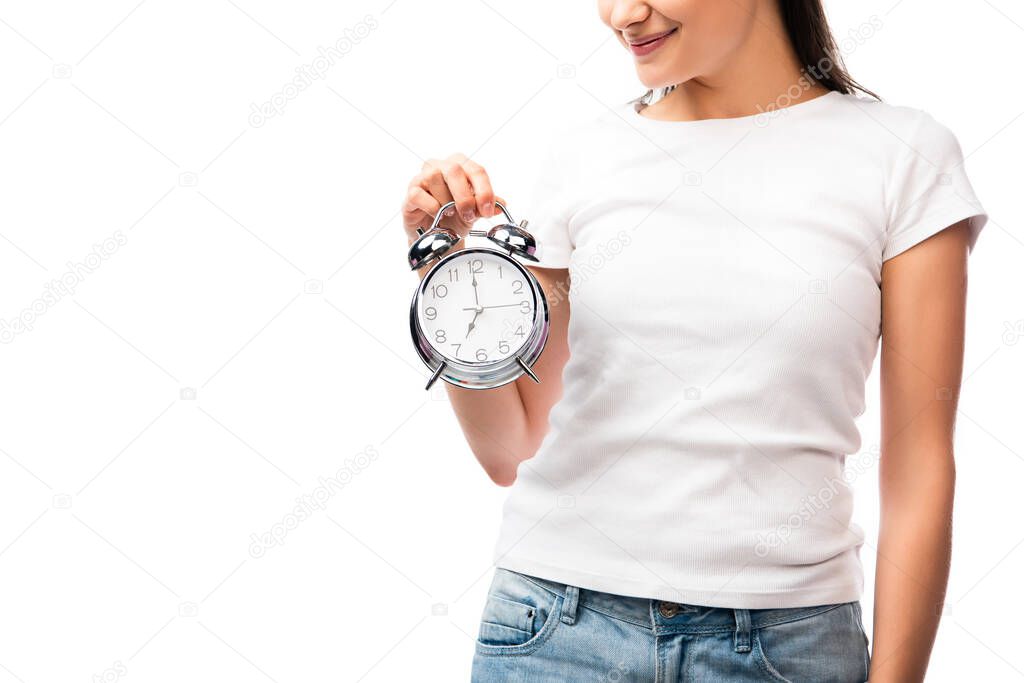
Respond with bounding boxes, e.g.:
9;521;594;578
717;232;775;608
0;1;1020;681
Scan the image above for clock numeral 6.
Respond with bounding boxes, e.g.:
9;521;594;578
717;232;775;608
475;348;488;361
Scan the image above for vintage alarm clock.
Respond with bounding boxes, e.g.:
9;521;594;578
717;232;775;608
407;200;549;391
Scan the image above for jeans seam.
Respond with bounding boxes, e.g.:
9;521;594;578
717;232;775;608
752;630;793;683
852;602;870;680
751;603;844;630
518;573;652;630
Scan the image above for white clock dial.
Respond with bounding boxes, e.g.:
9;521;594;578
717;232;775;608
418;250;536;364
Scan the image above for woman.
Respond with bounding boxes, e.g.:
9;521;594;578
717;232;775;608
402;1;987;681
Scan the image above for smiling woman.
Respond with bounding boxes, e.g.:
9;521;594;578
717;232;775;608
626;26;678;56
399;1;988;681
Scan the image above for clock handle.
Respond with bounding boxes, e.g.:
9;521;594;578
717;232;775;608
409;200;538;268
425;200;516;233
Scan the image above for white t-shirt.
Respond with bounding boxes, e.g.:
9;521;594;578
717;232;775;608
493;90;987;609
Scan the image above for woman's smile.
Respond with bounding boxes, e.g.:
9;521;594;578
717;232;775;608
627;26;678;57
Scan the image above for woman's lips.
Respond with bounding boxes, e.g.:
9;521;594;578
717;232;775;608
628;27;677;57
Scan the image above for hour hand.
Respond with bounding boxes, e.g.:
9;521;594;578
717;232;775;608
465;308;481;338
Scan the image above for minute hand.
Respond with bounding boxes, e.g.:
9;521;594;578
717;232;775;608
462;303;524;311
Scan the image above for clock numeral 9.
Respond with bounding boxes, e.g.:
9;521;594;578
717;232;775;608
424;306;437;321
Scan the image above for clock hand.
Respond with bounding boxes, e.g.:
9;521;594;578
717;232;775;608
465;309;481;338
461;303;522;311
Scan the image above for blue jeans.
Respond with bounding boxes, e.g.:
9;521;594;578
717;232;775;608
471;568;871;682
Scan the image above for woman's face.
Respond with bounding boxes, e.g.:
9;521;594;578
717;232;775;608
597;0;761;88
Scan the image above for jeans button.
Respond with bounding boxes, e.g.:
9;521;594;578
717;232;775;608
658;601;679;618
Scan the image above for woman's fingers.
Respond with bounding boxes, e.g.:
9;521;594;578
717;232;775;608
419;160;455;212
402;153;509;239
423;157;478;224
448;153;496;219
402;185;441;237
404;163;454;231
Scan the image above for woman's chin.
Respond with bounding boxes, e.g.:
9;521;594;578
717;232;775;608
636;72;686;91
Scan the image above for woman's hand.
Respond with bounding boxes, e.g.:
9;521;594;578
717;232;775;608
401;153;507;244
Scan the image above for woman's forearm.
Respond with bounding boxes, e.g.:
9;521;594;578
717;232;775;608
869;446;955;682
406;233;559;485
445;379;547;485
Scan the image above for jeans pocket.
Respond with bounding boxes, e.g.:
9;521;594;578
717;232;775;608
474;568;561;656
477;594;538;647
753;602;868;683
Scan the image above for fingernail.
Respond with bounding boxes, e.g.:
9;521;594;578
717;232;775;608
462;209;476;222
445;208;455;217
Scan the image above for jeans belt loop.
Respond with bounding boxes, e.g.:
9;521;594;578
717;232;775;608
560;584;580;625
734;608;752;653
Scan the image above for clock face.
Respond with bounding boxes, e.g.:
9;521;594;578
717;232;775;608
417;250;537;365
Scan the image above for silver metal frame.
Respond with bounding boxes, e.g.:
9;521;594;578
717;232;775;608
409;246;550;391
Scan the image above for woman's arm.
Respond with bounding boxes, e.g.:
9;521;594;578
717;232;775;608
870;219;974;682
436;263;572;486
402;155;573;486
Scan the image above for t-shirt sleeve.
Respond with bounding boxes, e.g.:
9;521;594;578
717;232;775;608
521;133;578;269
882;110;988;262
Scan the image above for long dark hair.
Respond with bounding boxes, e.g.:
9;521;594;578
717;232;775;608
634;0;879;107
